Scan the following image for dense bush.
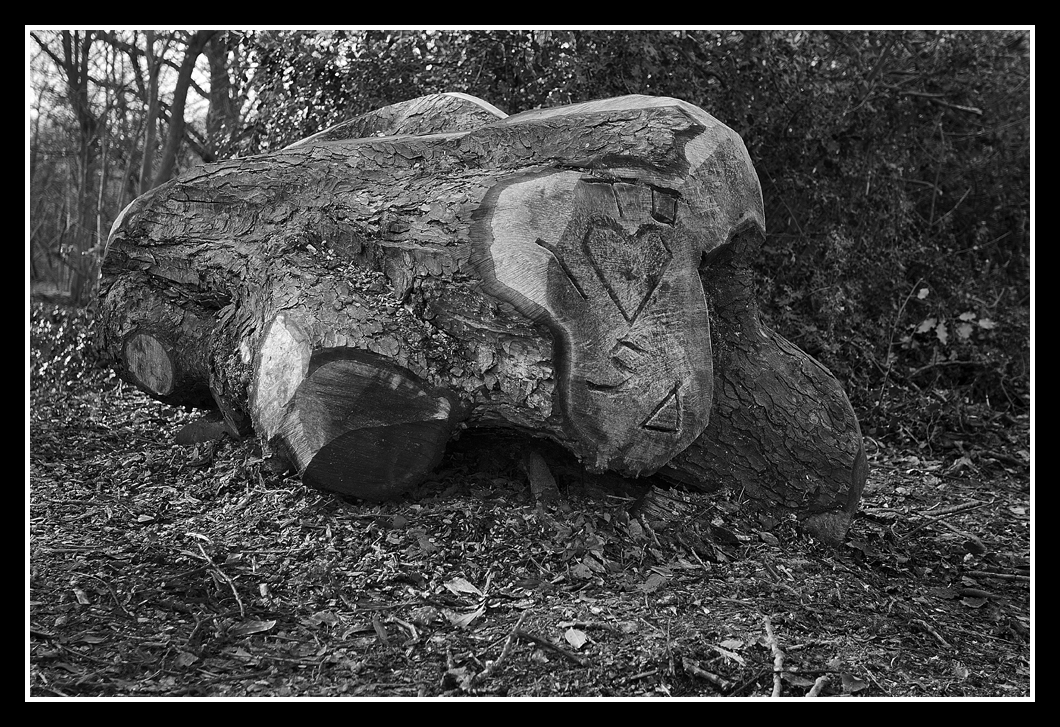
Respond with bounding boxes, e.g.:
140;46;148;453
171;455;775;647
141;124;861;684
30;302;114;396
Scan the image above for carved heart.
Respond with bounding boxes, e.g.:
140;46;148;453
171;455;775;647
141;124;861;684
581;220;673;324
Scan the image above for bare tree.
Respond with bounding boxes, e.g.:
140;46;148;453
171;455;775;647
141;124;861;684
152;30;218;188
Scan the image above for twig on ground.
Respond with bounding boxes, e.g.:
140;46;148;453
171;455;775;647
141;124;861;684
514;629;588;667
682;657;735;692
805;675;831;697
937;519;987;553
920;500;991;517
77;572;134;619
666;618;675;676
964;570;1030;583
907;501;994;535
913;618;951;648
980;450;1028;467
762;615;784;698
958;588;1001;600
473;610;528;685
673;533;711;573
188;538;245;618
727;668;770;697
622;668;658;684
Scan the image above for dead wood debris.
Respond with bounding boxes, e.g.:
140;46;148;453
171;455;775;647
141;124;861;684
28;303;1032;699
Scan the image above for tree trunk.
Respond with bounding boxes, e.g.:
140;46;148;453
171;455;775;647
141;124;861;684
99;92;867;540
152;30;218;189
138;31;160;195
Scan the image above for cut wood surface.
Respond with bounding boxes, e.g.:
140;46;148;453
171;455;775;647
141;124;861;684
99;92;867;538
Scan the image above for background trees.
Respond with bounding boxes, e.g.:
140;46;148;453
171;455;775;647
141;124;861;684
27;28;1031;452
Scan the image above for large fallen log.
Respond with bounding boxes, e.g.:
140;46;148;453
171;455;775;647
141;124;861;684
98;92;867;541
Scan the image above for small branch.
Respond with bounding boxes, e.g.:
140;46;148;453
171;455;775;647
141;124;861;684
933;187;972;228
908;359;991;379
882;85;983;115
963;570;1030;583
907;500;994;535
913;618;950;649
805;675;831;697
188;538;245;618
980;450;1028;468
77;572;134;619
762;615;784;698
473;610;528;685
958;587;1001;600
937;519;987;553
682;657;735;692
873;278;925;418
514;629;588;667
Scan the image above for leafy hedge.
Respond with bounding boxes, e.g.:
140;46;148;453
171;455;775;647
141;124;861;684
30;301;114;396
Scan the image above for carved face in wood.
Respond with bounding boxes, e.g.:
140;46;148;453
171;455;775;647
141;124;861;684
473;171;715;475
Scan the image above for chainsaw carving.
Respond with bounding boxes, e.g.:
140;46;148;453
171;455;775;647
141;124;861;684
98;92;867;541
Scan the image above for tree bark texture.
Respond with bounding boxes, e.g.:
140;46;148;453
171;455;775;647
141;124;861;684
99;92;867;540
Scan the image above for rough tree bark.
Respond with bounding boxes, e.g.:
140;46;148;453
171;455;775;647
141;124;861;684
99;92;867;541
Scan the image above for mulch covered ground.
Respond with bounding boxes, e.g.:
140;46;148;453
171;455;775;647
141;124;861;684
28;302;1031;699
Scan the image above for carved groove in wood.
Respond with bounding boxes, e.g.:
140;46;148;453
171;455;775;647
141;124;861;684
474;171;713;474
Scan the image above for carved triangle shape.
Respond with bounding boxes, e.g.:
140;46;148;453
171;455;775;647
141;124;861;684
642;384;680;433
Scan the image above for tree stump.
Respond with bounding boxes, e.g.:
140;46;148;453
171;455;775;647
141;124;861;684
98;92;867;541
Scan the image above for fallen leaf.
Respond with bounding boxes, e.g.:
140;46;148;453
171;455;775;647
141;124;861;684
712;644;746;665
175;651;199;667
564;628;588;650
841;672;868;693
782;672;816;687
305;611;343;628
444;604;485;629
935;321;949;344
570;561;593;580
229;619;276;636
444;576;483;597
638;572;668;593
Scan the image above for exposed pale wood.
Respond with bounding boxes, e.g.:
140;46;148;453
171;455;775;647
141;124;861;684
249;310;461;499
472;172;713;474
123;332;175;396
519;447;561;503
